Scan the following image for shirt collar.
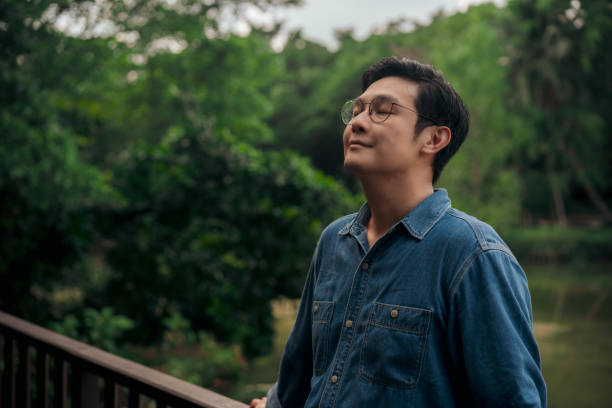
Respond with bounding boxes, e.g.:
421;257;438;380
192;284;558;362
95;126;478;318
338;189;451;241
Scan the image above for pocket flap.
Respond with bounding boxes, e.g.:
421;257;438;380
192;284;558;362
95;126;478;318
312;300;334;323
369;302;431;334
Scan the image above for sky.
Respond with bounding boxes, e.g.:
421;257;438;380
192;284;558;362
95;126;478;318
237;0;506;50
50;0;505;54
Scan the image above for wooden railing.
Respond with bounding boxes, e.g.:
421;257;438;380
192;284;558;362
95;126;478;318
0;311;248;408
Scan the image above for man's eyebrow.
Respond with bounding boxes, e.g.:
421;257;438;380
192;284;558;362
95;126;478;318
356;94;400;103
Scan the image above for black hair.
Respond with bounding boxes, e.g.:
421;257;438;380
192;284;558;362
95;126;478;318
361;57;470;183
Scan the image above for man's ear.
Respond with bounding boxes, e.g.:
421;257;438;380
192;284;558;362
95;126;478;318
421;126;451;154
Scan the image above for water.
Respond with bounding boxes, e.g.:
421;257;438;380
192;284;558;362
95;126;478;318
233;262;612;407
528;262;612;407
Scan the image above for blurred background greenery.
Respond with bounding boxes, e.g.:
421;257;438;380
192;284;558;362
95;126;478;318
1;0;610;406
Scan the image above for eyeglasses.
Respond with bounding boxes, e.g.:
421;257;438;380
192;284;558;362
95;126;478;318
340;95;438;125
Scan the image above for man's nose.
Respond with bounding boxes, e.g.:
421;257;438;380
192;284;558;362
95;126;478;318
350;110;370;133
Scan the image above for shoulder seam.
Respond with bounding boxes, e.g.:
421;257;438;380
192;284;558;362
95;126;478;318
448;247;518;298
321;212;357;237
446;209;487;249
446;209;515;257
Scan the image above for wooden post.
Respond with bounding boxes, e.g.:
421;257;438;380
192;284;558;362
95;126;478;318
52;356;66;408
104;379;116;408
128;387;140;408
3;334;15;408
80;372;100;408
16;341;32;408
35;349;49;408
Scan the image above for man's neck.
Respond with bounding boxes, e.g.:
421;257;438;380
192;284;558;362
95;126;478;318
359;173;433;248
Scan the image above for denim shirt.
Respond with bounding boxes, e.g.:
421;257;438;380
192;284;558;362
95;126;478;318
267;189;546;407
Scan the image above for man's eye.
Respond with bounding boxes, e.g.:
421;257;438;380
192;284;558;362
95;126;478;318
373;100;393;114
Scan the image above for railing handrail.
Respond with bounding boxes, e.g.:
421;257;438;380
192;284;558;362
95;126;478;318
0;310;247;408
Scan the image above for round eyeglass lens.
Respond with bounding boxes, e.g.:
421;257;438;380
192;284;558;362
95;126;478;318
370;97;393;123
341;100;355;125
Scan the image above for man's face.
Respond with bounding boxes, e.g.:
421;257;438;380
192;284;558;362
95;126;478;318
342;76;425;177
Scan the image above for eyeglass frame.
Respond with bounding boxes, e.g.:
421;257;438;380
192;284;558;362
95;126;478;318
340;95;439;126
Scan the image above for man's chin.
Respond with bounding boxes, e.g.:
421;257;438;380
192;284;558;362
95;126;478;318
343;159;369;176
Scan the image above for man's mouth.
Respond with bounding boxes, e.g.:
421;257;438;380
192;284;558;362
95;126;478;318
349;140;372;147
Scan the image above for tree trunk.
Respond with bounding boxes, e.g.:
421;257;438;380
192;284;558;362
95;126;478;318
546;159;568;226
558;140;612;222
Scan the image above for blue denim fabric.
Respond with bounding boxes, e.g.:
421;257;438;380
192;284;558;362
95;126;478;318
267;189;546;407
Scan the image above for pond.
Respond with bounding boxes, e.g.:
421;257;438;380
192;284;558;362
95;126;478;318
232;262;612;407
528;262;612;407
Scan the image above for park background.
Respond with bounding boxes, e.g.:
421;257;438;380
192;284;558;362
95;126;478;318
1;0;611;406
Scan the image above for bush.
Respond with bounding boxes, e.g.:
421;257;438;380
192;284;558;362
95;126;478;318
123;313;246;392
103;128;357;357
49;307;134;353
503;227;612;263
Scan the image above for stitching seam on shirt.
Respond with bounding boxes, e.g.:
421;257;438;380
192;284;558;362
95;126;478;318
312;319;331;376
446;211;519;262
448;248;518;298
373;301;432;314
448;248;482;298
337;212;358;235
368;321;428;334
447;209;487;248
312;301;335;323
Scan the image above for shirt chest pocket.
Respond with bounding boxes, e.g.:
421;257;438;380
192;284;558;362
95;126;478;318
311;300;335;376
360;302;432;389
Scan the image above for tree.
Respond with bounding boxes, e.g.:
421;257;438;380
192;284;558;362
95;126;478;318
0;0;116;320
504;0;612;224
102;127;355;356
1;0;354;359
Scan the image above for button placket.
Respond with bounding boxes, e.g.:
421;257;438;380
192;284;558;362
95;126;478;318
320;258;373;408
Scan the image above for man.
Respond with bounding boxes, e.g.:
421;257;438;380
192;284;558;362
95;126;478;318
250;57;546;407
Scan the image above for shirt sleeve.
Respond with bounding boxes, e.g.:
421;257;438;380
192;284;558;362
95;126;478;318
448;249;547;407
266;242;320;408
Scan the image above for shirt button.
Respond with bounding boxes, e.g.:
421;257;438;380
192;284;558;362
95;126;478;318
345;320;353;328
331;375;338;383
362;262;369;270
313;305;319;313
390;309;399;318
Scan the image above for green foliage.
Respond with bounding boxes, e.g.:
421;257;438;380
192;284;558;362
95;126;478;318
104;127;355;356
161;331;245;390
124;312;246;391
504;227;612;263
50;307;134;353
115;34;283;149
503;0;612;223
1;0;354;361
0;1;118;321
